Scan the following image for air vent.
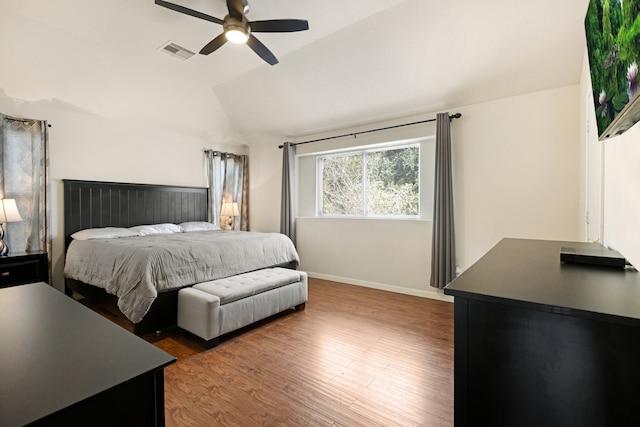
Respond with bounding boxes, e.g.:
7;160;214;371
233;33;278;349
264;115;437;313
158;41;195;61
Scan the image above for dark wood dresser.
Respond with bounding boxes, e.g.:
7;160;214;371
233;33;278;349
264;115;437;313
444;238;640;427
0;282;176;426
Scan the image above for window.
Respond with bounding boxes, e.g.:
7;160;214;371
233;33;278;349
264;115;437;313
317;144;420;217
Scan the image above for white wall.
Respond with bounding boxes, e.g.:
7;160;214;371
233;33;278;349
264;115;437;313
602;125;640;267
247;86;582;300
240;134;288;234
454;86;581;269
580;46;640;268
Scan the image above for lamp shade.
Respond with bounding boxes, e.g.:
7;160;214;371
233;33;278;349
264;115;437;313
0;199;22;223
221;202;240;217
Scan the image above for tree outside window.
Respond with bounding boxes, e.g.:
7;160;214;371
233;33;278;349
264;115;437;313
318;145;419;217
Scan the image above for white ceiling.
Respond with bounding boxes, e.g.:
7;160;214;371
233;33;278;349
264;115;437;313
1;0;589;140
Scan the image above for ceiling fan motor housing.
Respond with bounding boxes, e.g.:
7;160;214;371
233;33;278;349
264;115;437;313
223;15;251;43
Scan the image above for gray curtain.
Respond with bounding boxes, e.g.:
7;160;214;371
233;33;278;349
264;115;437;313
430;112;456;289
0;114;51;257
280;142;296;245
205;150;249;230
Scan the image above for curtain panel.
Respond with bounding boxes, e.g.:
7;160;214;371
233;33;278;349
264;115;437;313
280;142;296;246
0;114;51;258
430;112;456;289
205;150;249;231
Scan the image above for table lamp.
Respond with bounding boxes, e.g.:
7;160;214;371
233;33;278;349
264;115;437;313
0;198;23;256
221;202;239;230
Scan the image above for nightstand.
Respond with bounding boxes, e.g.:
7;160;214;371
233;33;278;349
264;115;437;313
0;251;49;288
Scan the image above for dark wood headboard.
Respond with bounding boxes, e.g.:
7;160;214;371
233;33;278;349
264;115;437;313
63;180;208;248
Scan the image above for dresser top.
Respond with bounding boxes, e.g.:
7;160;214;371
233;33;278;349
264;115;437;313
0;282;176;426
444;238;640;324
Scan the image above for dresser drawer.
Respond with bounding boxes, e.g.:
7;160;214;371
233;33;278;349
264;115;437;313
0;255;47;288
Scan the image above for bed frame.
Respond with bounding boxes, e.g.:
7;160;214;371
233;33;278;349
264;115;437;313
63;179;209;336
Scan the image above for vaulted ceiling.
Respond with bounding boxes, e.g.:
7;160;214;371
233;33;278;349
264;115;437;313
1;0;589;140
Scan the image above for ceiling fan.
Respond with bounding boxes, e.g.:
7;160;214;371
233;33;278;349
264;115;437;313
155;0;309;65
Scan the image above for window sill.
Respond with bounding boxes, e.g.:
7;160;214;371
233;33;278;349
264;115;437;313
297;216;432;222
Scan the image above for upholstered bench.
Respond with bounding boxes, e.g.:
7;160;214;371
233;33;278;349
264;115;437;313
177;267;308;348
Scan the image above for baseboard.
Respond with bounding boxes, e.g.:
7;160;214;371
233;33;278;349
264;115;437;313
306;272;454;303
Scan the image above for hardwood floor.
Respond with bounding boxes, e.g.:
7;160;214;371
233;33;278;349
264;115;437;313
83;278;454;426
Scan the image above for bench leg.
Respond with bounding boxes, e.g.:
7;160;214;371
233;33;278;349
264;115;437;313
295;302;306;311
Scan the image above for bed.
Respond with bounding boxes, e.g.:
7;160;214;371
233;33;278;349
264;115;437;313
63;179;299;336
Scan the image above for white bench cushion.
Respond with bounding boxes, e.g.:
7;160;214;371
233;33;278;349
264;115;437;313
193;267;303;305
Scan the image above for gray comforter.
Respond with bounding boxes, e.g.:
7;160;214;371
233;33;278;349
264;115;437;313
64;231;299;323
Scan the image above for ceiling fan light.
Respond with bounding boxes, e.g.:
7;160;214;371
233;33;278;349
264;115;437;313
225;28;249;44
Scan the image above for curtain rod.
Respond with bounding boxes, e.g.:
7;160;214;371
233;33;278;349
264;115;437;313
2;116;52;127
203;150;242;158
278;113;461;149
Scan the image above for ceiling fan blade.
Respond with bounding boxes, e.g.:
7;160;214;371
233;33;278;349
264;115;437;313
155;0;224;25
247;35;278;65
250;19;309;33
199;33;228;55
226;0;244;20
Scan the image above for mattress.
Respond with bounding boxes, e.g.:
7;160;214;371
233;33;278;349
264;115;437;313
64;230;299;323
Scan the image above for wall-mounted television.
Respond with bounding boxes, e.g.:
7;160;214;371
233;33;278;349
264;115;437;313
585;0;640;140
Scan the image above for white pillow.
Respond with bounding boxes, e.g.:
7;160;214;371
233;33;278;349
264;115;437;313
71;227;140;240
179;221;220;232
129;223;182;236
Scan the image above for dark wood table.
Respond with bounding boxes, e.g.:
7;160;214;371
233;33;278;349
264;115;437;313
0;282;176;426
444;238;640;427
